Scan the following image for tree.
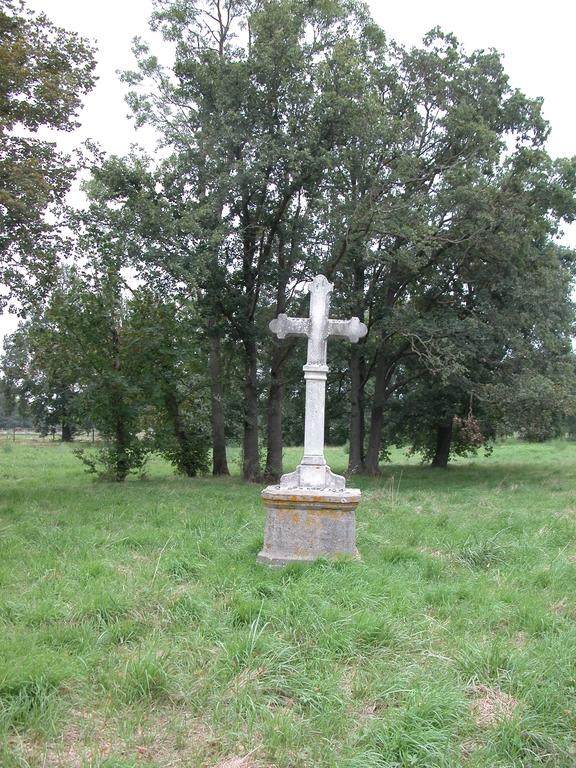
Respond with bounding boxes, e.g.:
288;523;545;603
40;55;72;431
1;256;151;480
1;261;213;477
127;288;211;477
80;149;228;475
379;238;576;466
1;307;80;440
120;0;388;481
317;31;576;473
77;153;215;476
88;4;576;482
0;0;96;303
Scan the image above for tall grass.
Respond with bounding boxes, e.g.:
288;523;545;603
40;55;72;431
1;438;576;766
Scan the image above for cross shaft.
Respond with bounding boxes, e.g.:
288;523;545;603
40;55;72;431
269;275;367;490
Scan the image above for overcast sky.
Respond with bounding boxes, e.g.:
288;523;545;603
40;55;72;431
3;0;575;340
24;0;576;161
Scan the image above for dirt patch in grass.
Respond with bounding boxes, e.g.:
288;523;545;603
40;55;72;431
469;684;519;728
360;700;390;718
12;710;275;768
16;707;210;767
460;738;485;760
552;597;569;613
213;756;259;768
418;547;452;562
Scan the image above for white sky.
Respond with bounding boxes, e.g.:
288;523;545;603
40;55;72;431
2;0;576;342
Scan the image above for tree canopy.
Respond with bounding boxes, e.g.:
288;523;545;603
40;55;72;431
0;0;96;304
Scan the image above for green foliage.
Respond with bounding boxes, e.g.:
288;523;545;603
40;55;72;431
1;251;212;479
1;260;150;480
0;389;31;428
125;288;212;477
383;380;497;467
5;0;576;482
1;308;81;439
151;416;210;477
72;441;149;482
0;0;96;304
376;235;576;465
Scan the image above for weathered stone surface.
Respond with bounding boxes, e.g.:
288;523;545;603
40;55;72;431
257;486;361;566
278;463;346;491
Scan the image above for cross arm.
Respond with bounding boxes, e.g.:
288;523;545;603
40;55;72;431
327;317;368;343
270;314;311;340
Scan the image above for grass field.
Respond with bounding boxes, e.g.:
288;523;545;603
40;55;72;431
1;439;576;767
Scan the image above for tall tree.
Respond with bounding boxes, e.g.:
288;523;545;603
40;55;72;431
322;32;576;473
85;6;576;482
379;238;576;466
0;0;96;303
79;152;225;474
121;0;387;481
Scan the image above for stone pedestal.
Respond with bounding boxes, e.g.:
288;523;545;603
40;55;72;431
258;486;361;566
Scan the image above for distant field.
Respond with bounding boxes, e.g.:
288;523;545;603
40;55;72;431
1;439;576;766
0;429;99;443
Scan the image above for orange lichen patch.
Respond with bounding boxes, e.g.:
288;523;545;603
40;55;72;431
267;508;303;525
469;684;519;728
303;511;340;528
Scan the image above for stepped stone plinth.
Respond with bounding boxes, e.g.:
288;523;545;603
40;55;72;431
258;486;361;566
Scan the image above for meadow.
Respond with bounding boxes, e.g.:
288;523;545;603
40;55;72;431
1;438;576;767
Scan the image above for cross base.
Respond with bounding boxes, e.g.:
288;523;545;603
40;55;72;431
258;486;361;566
279;461;346;492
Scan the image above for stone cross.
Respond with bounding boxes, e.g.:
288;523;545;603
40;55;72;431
270;274;367;491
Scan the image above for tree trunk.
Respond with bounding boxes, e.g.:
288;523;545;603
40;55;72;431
165;390;197;477
243;338;261;483
114;415;129;482
112;326;129;482
431;420;453;469
348;345;365;473
347;258;367;472
365;340;392;474
61;423;73;442
264;229;296;482
265;345;285;482
208;340;229;476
